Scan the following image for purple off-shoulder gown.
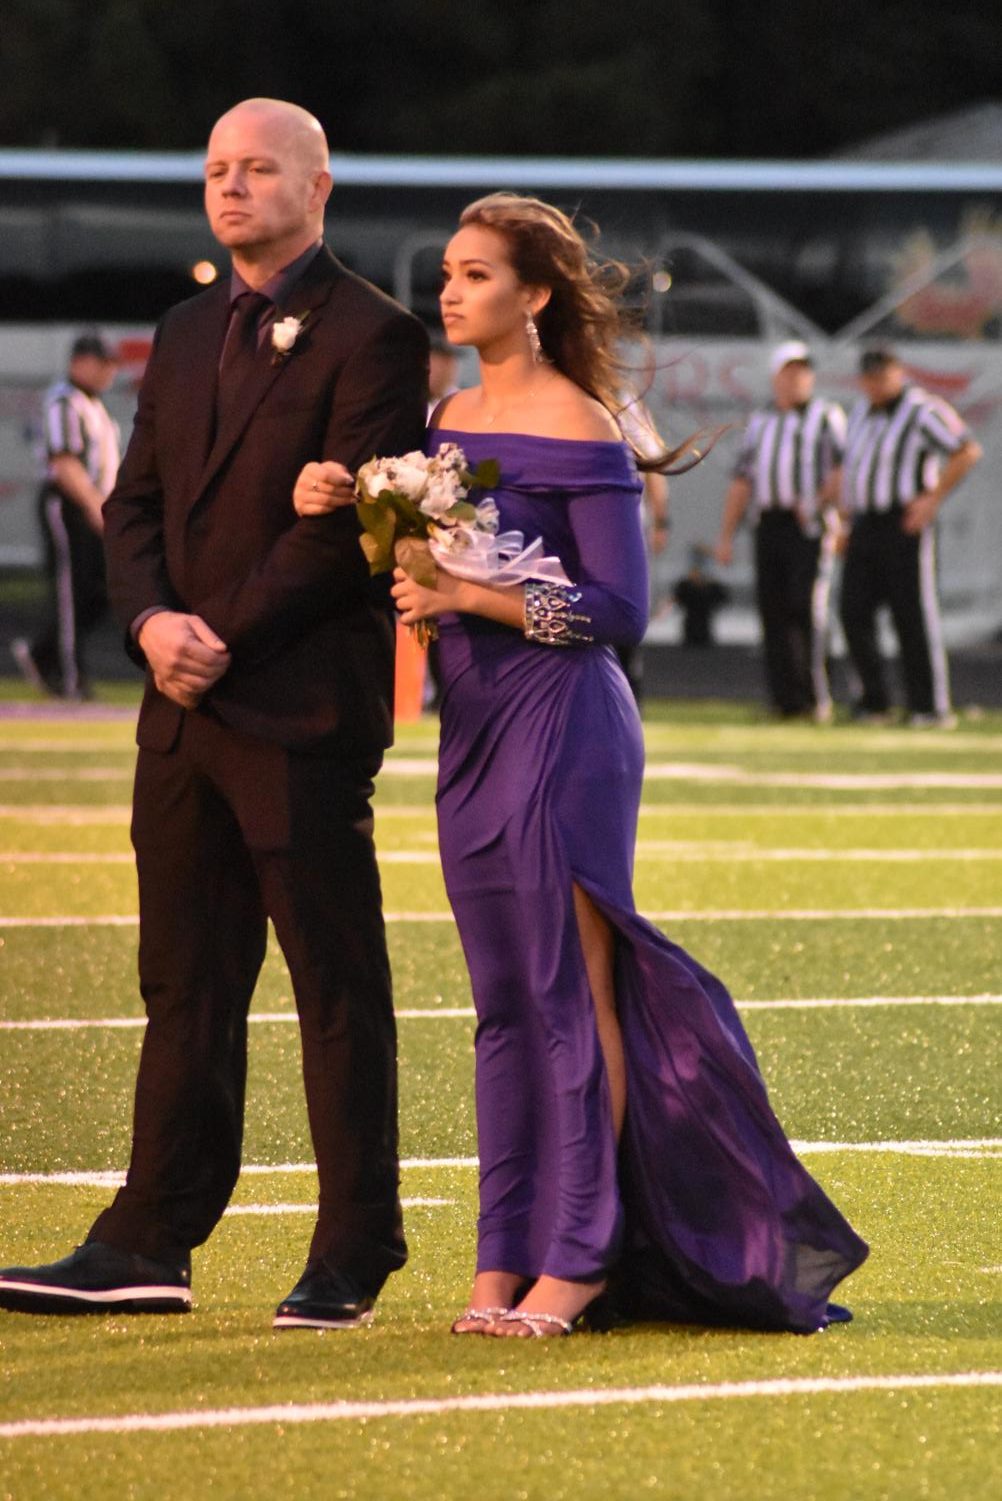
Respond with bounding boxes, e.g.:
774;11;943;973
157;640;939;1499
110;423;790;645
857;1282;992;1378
431;429;868;1332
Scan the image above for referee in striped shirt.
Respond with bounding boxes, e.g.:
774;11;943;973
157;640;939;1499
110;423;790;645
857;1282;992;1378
11;334;120;699
837;346;982;728
714;341;845;719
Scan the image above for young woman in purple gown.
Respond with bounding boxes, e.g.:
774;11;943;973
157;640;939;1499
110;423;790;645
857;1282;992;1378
295;193;868;1339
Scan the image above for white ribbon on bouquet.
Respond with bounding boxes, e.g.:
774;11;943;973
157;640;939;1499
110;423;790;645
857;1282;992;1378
428;527;570;587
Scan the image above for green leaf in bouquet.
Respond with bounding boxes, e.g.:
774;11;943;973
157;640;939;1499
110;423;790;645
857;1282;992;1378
472;458;500;489
357;504;396;574
359;531;389;572
357;494;388;532
394;535;438;588
384;489;426;531
444;501;477;523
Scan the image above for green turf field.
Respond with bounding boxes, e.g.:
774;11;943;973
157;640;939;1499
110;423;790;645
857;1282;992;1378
0;697;999;1500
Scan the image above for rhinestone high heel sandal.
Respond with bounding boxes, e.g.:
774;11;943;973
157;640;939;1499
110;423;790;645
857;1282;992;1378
450;1306;510;1335
494;1310;573;1338
490;1278;614;1339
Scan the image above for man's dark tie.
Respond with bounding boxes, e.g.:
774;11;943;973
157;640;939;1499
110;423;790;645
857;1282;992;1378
216;291;271;428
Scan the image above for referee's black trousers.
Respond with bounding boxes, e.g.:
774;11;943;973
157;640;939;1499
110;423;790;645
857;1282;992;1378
840;510;950;717
754;511;823;716
32;487;108;697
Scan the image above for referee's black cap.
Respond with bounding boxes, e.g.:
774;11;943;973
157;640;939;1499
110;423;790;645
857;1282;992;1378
859;344;901;373
70;332;117;363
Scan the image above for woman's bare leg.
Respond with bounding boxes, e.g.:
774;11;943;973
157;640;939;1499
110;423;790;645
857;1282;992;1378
573;883;625;1139
493;885;621;1337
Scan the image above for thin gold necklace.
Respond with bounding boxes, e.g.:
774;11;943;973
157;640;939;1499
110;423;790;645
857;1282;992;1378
481;376;553;427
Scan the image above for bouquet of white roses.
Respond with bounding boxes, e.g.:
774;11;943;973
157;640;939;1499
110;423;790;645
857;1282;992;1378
354;442;499;643
355;441;571;645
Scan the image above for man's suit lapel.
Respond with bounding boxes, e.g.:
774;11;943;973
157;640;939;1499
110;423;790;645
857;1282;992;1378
188;248;345;510
177;288;230;494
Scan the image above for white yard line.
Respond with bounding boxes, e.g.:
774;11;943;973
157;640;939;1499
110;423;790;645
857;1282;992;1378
4;725;1001;751
635;845;1002;861
789;1140;1002;1157
4;906;1002;928
223;1198;451;1215
2;995;998;1033
0;769;133;781
638;906;1002;920
0;915;141;926
379;759;1002;788
394;1007;476;1018
0;852;135;863
5;760;1002;791
0;804;431;822
2;1141;999;1188
369;851;443;864
0;805;133;821
634;802;1002;816
5;729;1000;752
0;1160;479;1187
640;767;1002;789
2;801;1002;822
645;734;1002;753
5;846;1002;865
0;1009;477;1030
0;1371;998;1440
0;740;136;752
738;994;1002;1010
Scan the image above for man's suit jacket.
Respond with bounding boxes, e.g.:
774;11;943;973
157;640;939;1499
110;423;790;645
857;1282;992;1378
103;247;429;754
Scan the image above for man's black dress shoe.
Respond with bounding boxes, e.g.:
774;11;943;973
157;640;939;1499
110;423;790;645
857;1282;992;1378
0;1242;192;1314
273;1264;375;1330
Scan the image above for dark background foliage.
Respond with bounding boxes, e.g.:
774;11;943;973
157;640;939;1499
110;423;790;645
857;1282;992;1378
1;0;1000;156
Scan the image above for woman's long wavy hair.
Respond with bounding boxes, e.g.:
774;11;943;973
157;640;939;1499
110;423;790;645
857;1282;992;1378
458;192;710;474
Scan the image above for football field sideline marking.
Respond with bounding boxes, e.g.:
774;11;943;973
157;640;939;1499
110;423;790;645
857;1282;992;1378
2;995;999;1033
0;769;133;781
4;845;1002;864
0;739;132;752
3;1140;999;1187
0;1010;478;1030
378;758;1002;788
0;1161;479;1187
5;907;1002;926
3;801;1002;821
6;728;1001;752
223;1198;452;1215
5;760;1002;791
637;845;1002;862
641;768;1002;789
0;1370;998;1440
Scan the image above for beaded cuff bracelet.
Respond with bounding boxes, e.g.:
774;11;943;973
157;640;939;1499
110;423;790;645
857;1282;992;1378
523;581;593;646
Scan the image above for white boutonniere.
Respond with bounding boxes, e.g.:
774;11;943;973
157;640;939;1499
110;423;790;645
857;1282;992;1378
270;312;309;365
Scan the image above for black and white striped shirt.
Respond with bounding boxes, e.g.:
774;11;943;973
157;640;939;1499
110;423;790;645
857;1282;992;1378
842;384;971;514
40;379;120;498
734;399;846;523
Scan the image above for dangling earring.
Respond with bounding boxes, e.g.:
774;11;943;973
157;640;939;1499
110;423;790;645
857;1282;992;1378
525;310;544;364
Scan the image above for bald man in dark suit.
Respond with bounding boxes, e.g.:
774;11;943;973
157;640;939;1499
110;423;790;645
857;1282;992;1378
0;99;428;1329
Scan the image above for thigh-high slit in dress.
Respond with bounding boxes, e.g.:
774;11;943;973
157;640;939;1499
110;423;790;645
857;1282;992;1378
430;428;868;1333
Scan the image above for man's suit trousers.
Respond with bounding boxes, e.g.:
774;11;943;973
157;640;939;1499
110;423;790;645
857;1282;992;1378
88;708;405;1292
